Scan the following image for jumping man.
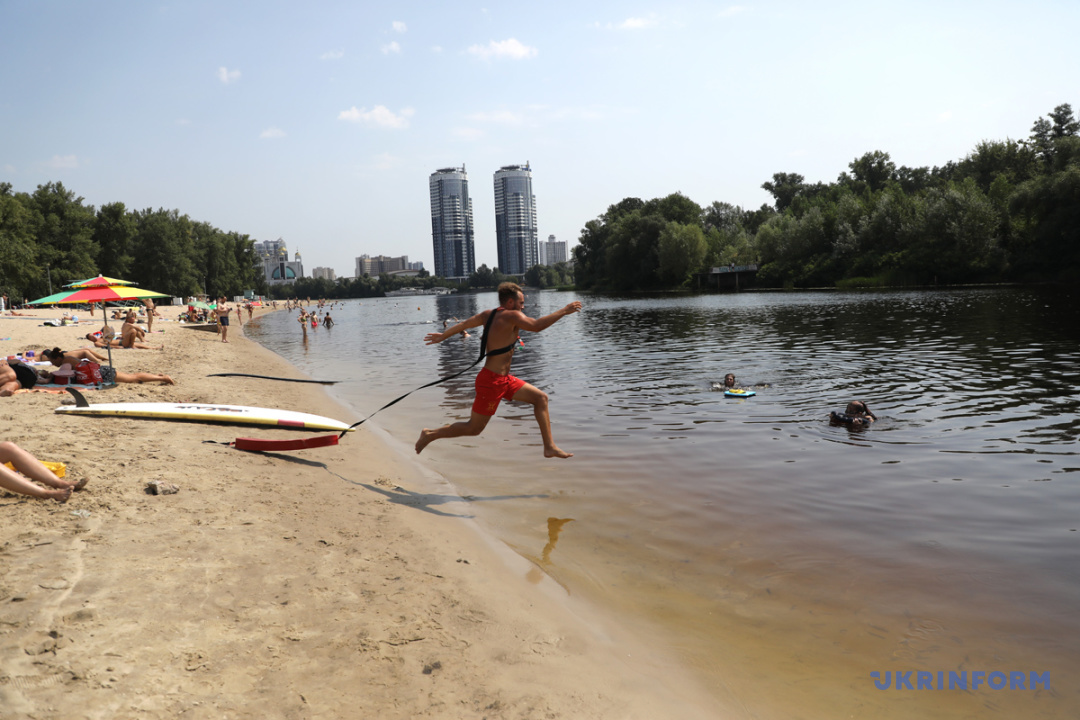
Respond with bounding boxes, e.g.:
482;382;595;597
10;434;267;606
415;282;581;458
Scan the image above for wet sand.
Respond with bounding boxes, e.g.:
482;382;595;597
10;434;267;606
0;305;719;719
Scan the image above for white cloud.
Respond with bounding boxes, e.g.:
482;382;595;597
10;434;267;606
546;105;605;122
467;110;525;125
320;49;344;60
260;127;286;139
217;66;241;84
48;155;78;169
467;38;537;61
338;105;414;129
392;21;406;33
176;118;191;126
619;16;657;29
3;163;16;174
717;6;746;18
452;127;485;141
381;41;401;55
431;45;443;53
938;110;953;123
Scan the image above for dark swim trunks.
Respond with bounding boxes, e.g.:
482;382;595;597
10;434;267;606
11;362;37;389
472;367;526;416
219;315;230;326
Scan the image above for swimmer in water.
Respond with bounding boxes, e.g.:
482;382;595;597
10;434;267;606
830;400;876;427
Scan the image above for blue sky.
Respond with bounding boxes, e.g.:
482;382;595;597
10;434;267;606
2;1;1076;278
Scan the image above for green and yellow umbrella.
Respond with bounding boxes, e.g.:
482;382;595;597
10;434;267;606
29;285;169;305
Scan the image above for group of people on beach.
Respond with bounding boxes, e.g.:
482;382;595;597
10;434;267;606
1;345;174;397
1;300;176;499
83;308;163;350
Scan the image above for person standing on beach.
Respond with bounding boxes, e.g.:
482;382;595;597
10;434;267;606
415;282;582;459
143;298;156;333
214;298;231;342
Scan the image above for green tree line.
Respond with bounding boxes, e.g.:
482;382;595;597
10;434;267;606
573;103;1080;290
0;181;259;303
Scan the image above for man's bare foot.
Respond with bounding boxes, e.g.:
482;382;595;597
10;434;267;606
46;486;73;502
544;446;573;459
415;429;435;454
73;477;89;491
162;376;175;385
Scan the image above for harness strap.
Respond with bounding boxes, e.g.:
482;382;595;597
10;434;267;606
338;308;503;437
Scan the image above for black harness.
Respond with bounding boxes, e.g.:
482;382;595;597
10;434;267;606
339;308;511;437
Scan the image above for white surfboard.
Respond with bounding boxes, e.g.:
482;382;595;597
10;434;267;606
56;401;353;432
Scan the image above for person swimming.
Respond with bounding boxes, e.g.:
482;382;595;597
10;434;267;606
830;400;876;427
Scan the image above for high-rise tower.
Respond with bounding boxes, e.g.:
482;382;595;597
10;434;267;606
493;163;538;275
429;166;475;281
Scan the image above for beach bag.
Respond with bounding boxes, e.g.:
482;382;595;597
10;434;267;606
74;360;103;385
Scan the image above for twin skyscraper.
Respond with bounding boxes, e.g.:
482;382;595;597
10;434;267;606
429;163;538;281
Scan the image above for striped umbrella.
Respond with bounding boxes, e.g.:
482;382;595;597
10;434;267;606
64;275;137;288
28;285;169;305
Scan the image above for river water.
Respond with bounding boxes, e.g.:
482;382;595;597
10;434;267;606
246;287;1079;719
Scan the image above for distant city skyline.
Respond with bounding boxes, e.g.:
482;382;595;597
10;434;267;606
4;2;1076;279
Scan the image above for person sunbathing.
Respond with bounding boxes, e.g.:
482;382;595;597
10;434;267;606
120;320;161;350
41;347;174;385
0;441;87;501
86;332;123;349
1;360;42;396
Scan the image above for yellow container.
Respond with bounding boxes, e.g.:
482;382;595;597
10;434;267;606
4;461;66;478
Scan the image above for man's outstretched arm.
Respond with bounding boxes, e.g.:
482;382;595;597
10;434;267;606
424;310;489;345
513;301;582;333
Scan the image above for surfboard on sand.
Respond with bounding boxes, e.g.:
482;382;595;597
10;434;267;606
56;390;353;432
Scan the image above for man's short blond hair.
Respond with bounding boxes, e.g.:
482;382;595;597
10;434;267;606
498;282;523;305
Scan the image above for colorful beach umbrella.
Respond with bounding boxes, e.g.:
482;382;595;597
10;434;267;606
64;275;137;288
28;281;169;386
28;285;169;305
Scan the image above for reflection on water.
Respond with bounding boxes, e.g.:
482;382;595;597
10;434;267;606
541;517;575;564
248;288;1080;718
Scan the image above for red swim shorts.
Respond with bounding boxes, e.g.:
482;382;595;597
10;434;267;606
472;367;526;416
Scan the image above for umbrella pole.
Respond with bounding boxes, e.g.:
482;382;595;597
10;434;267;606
105;341;116;388
102;308;117;389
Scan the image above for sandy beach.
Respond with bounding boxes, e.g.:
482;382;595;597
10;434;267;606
0;305;719;719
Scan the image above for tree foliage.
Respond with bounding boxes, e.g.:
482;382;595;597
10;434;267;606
0;183;261;302
574;102;1080;290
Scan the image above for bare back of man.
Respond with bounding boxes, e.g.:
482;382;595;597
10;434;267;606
0;362;21;397
415;282;581;458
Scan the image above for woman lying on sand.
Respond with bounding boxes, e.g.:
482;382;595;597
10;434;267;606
41;347;175;385
84;331;159;350
0;441;87;502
